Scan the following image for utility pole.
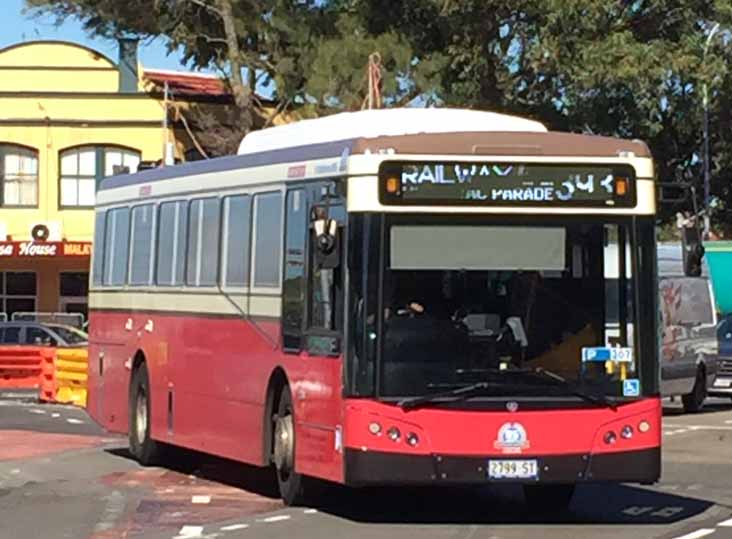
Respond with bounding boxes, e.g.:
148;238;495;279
702;22;720;237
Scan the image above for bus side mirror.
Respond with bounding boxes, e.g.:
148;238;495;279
313;218;340;269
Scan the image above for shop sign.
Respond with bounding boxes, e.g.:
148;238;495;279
0;241;92;257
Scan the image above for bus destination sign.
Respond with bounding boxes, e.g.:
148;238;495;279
379;162;636;207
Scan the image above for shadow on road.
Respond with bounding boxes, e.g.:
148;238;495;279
314;483;715;525
105;446;280;499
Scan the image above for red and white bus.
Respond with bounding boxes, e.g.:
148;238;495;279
87;108;661;508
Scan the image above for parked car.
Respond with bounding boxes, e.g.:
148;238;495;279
0;321;88;348
709;314;732;400
657;244;720;412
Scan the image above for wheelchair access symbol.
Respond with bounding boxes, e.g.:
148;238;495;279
623;379;640;397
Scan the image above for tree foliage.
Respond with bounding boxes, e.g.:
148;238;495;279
25;0;732;227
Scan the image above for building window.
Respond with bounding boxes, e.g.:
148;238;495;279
60;272;89;320
60;146;140;207
0;145;38;207
253;192;283;288
0;272;37;318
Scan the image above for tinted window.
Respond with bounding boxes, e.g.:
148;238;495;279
25;327;55;346
283;189;307;349
253;192;282;288
222;195;251;287
129;204;155;285
92;211;105;286
3;327;20;344
6;272;36;295
187;198;220;286
60;273;89;297
156;201;187;286
104;207;131;286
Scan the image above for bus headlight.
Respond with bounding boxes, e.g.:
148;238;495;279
620;425;634;439
406;432;419;446
368;422;382;435
387;427;401;441
604;430;617;444
638;420;651;433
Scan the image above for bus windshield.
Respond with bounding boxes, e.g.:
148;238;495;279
374;218;645;401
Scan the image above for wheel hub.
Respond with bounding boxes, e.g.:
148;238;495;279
273;413;294;472
135;391;147;444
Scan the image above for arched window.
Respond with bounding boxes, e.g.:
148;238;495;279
60;146;140;207
0;144;38;207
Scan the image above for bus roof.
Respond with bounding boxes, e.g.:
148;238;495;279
99;109;652;193
237;108;547;155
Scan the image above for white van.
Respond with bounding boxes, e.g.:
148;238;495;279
606;243;719;412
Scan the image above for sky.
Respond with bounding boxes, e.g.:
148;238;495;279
0;0;196;72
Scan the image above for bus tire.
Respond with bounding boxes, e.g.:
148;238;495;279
128;363;162;466
682;365;706;414
523;484;575;512
273;388;308;506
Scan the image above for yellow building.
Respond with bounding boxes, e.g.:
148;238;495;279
0;39;236;325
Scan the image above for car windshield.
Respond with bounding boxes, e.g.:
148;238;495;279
47;325;88;345
375;219;646;400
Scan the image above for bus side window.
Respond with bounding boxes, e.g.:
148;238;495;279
282;188;307;352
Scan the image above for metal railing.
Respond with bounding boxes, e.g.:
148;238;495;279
11;312;85;329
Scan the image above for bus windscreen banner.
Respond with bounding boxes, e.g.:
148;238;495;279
379;162;636;207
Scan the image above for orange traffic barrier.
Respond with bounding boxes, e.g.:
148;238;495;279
0;346;45;389
37;347;88;407
39;349;56;402
54;348;88;407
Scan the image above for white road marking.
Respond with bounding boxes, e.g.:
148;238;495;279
671;530;716;539
258;515;291;523
176;525;204;537
623;506;654;516
718;517;732;527
51;413;60;418
28;409;46;415
191;495;211;504
725;420;732;425
664;424;732;431
303;509;318;514
220;524;249;531
66;418;83;424
9;469;20;475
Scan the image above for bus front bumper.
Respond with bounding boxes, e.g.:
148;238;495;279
343;447;660;486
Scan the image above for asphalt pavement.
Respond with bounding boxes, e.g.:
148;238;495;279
1;390;731;539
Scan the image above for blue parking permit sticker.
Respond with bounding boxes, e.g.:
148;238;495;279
582;347;611;362
582;347;634;363
623;379;640;397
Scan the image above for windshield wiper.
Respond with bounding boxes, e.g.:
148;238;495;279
397;381;497;410
516;367;618;411
396;367;618;411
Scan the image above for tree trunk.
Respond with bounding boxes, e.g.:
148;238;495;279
215;0;252;135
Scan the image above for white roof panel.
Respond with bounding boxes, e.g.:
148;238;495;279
238;107;547;155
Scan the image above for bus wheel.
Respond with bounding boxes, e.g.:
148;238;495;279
128;363;161;466
523;484;575;512
273;389;307;506
682;365;707;414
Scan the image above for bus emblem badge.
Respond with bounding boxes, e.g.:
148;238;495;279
494;422;530;454
506;401;519;412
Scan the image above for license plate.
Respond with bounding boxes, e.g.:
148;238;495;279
714;378;732;388
488;459;538;479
